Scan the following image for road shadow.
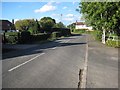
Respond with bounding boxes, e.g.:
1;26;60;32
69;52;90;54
2;36;86;60
60;42;86;47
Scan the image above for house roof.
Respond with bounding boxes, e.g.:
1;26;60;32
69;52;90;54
0;20;15;30
76;22;85;25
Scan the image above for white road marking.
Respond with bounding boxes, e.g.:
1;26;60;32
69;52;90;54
51;47;57;49
8;53;45;72
64;40;70;43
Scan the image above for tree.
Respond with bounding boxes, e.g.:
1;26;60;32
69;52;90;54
39;17;56;33
15;19;41;34
28;19;41;34
53;22;66;28
67;23;75;32
77;2;120;43
15;19;29;31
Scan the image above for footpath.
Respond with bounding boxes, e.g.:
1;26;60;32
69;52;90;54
86;34;118;88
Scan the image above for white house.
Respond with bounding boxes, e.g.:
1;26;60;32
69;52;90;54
75;22;93;31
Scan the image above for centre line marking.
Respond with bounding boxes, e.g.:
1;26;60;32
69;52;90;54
8;53;45;72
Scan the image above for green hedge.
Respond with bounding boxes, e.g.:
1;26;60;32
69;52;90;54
19;31;31;44
50;32;61;40
73;29;86;34
106;40;120;48
90;30;102;41
31;33;51;41
5;32;19;44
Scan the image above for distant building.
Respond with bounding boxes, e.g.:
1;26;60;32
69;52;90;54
75;21;93;31
0;19;16;33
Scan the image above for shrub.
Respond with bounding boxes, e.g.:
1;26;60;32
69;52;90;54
50;32;61;40
5;32;19;44
91;30;102;41
106;39;120;48
74;29;86;34
19;31;31;43
31;33;51;42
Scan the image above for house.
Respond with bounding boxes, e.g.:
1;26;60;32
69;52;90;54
0;19;16;33
75;21;93;31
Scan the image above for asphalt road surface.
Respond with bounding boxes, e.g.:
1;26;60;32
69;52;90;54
2;35;86;88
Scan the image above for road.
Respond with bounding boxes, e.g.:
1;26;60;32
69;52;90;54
2;35;86;88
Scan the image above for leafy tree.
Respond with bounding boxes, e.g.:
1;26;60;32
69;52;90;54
39;17;56;33
53;22;66;28
28;19;41;34
77;2;120;35
15;19;41;34
67;23;75;31
15;19;30;31
77;2;120;44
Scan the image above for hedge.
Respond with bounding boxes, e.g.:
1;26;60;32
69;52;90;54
50;32;61;40
106;40;120;48
19;31;31;43
31;33;51;42
5;32;19;44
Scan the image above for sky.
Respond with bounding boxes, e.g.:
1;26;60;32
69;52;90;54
2;2;82;26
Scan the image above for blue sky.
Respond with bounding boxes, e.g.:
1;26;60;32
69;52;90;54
2;2;82;25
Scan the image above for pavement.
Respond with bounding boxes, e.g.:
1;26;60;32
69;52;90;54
2;34;86;88
86;35;118;88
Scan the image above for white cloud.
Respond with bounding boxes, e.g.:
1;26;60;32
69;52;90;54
51;13;59;17
64;17;74;21
34;2;56;13
63;6;67;9
72;1;75;5
66;14;74;17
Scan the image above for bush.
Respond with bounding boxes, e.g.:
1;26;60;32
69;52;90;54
73;29;86;34
50;32;61;40
52;28;71;37
19;31;31;43
31;33;51;42
91;30;102;41
106;39;120;47
5;32;19;44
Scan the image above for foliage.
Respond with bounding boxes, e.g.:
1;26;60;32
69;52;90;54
19;31;31;43
50;32;61;40
15;19;30;31
73;29;86;34
90;30;103;41
31;33;51;42
39;17;56;33
15;19;41;34
5;32;19;44
77;2;120;36
106;40;120;48
67;23;75;32
53;22;66;28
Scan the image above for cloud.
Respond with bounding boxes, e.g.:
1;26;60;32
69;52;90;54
51;13;59;17
63;6;67;9
72;1;75;5
66;14;74;17
64;17;74;21
34;2;56;13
